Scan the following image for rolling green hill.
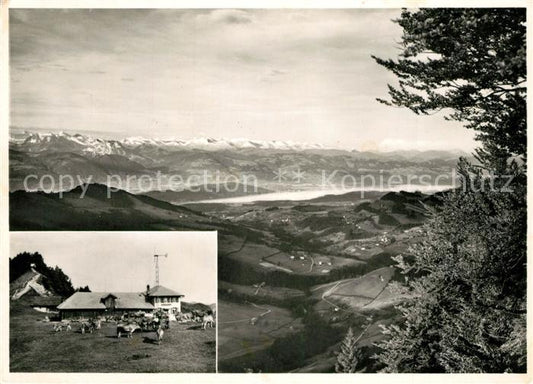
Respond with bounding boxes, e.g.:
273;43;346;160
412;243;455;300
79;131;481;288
9;184;224;231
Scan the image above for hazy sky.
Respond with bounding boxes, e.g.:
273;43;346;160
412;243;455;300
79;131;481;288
10;232;217;304
10;9;477;152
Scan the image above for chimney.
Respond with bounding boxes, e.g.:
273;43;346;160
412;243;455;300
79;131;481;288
146;284;150;294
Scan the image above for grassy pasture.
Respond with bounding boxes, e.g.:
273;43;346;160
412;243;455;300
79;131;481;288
218;300;303;363
219;281;305;302
263;252;364;275
224;242;280;264
311;267;397;314
10;303;216;372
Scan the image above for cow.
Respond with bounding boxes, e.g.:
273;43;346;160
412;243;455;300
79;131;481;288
80;322;89;334
81;321;96;334
202;314;215;330
155;326;164;345
117;323;141;338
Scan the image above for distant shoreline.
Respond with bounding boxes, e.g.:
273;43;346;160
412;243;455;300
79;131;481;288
185;184;453;204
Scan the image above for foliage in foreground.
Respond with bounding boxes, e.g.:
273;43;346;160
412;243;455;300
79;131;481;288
373;8;526;165
335;327;363;373
371;8;526;373
375;163;526;372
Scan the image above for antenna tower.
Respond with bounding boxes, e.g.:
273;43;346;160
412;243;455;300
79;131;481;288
152;253;168;285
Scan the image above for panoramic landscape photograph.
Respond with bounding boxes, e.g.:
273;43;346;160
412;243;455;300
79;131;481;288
9;7;527;374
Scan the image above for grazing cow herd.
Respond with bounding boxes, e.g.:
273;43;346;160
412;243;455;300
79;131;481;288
48;309;216;345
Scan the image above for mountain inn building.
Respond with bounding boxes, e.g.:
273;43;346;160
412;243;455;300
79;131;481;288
146;285;183;313
57;285;184;319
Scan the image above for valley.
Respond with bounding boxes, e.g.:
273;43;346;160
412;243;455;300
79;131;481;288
10;182;440;372
9;130;451;372
210;189;437;372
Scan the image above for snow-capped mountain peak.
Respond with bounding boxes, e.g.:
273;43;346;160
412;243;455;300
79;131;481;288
10;131;333;153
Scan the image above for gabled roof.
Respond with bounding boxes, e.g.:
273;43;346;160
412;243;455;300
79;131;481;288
57;292;154;310
146;285;183;297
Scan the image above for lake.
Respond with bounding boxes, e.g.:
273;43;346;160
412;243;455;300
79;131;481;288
192;184;454;204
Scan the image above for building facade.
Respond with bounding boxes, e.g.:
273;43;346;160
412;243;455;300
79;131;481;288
57;285;184;319
145;285;184;314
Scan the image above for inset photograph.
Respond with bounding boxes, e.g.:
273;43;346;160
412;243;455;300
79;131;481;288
9;231;217;373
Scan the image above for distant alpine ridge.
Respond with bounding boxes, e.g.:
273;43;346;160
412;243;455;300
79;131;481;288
10;131;330;156
9;130;467;194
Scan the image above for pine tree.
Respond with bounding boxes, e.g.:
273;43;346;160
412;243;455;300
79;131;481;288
335;327;362;373
375;164;526;372
373;8;526;166
372;8;526;373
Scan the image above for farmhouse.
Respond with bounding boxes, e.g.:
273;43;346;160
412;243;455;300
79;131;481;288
57;285;184;319
146;285;183;313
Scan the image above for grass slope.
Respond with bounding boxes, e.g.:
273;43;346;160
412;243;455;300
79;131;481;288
10;302;215;372
9;184;222;231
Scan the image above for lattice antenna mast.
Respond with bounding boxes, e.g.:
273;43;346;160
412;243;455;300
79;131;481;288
153;253;168;285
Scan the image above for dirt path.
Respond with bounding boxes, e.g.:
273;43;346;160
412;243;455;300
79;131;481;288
249;302;272;318
262;251;294;273
310;278;353;293
223;236;247;257
321;281;350;312
218;318;251;325
218;302;271;325
362;278;391;308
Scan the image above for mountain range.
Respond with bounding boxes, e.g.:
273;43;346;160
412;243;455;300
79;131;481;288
10;131;467;195
11;131;332;154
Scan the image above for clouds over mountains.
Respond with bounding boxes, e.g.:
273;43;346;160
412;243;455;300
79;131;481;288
10;9;476;152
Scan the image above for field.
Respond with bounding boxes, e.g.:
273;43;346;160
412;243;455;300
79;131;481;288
224;242;280;265
10;303;216;372
217;300;303;364
219;281;305;302
263;252;364;275
212;191;436;371
311;267;398;314
221;235;365;276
